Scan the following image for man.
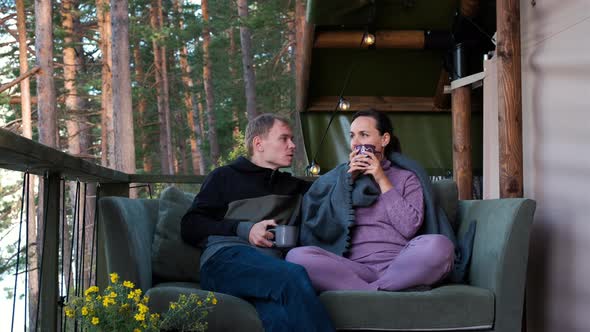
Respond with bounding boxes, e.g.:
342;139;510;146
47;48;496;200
181;113;335;332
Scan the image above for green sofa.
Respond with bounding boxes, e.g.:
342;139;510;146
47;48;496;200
99;180;535;331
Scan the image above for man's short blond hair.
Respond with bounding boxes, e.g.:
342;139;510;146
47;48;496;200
245;113;291;156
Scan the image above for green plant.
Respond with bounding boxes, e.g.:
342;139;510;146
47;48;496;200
65;273;216;332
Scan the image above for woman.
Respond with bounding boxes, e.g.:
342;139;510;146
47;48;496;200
286;109;455;291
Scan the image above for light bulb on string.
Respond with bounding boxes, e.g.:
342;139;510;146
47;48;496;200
363;32;375;46
307;160;321;176
338;98;350;111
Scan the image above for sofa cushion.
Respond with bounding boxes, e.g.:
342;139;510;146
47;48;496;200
147;282;263;332
152;187;201;282
320;285;494;331
432;179;459;231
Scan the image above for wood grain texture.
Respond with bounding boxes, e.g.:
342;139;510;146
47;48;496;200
497;0;523;198
307;96;447;112
314;30;425;49
452;86;473;200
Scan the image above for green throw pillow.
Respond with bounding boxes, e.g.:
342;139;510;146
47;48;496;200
151;186;201;282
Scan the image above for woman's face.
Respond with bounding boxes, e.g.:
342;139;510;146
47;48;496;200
349;116;390;156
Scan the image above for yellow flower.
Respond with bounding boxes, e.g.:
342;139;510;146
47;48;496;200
65;308;75;318
91;317;99;325
84;286;99;296
138;303;149;314
150;313;160;321
170;303;177;310
133;329;141;332
81;307;89;316
123;280;135;288
102;296;115;307
197;301;202;306
212;298;218;305
108;291;117;298
134;313;145;321
110;272;119;283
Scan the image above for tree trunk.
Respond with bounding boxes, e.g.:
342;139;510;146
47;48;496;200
158;4;174;174
34;0;57;327
16;0;32;140
111;0;136;174
151;0;174;174
173;0;205;175
196;80;206;143
15;3;39;327
96;0;114;167
292;0;310;174
36;0;57;147
228;26;241;139
62;0;85;157
237;0;258;121
201;0;220;166
133;43;153;173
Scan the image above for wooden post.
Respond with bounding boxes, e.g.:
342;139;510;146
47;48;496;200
39;173;60;332
433;69;451;109
497;0;523;198
452;86;473;200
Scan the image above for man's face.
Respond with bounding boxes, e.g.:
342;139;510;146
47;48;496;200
254;120;296;169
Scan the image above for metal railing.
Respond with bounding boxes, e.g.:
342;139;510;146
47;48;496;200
0;128;207;332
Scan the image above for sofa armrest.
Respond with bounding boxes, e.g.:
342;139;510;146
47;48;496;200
457;198;536;332
99;197;159;291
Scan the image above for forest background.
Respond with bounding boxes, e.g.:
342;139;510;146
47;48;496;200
0;0;309;329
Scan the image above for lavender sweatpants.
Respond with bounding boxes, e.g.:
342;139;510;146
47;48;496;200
286;235;454;292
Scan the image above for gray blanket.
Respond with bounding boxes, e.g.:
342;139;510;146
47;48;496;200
300;152;475;283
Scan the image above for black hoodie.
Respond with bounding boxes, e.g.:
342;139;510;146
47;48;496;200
181;157;311;266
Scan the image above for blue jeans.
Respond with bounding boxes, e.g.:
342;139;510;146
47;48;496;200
200;246;335;332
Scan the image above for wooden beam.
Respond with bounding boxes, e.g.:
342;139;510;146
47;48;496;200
497;0;523;198
0;66;40;93
295;7;314;113
314;30;425;49
307;96;447;112
452;86;473;200
460;0;480;17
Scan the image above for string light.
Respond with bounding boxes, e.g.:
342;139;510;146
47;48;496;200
307;161;321;176
338;97;351;111
362;32;375;46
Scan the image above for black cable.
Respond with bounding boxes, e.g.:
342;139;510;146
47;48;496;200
309;31;368;169
11;171;28;332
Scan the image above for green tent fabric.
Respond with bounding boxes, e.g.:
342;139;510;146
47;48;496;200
301;112;482;176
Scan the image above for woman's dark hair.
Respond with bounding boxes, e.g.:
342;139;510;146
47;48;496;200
351;109;401;156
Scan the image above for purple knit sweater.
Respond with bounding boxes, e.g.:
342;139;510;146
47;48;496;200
347;160;424;267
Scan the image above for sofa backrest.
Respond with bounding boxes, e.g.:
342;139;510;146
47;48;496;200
100;197;160;291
